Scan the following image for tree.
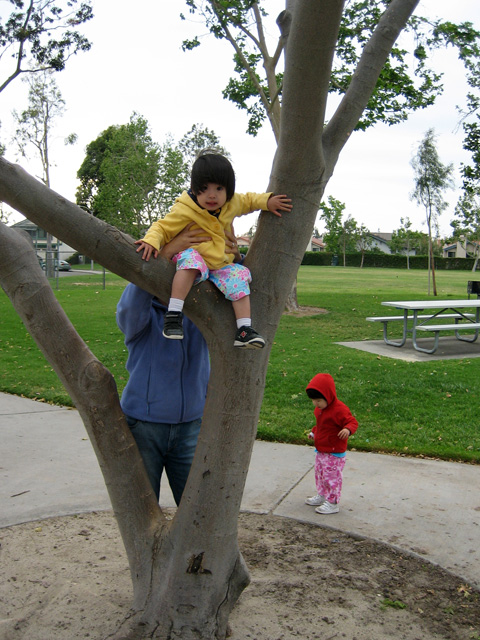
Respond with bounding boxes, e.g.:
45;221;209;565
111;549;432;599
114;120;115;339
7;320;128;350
0;0;93;95
390;217;417;268
451;192;480;271
319;195;346;254
177;122;229;170
319;195;358;265
356;223;372;268
181;1;479;141
411;128;454;296
12;70;76;275
13;71;75;187
76;113;162;236
0;2;469;638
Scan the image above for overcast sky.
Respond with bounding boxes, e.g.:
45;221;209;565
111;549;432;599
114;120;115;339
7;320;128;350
1;0;480;238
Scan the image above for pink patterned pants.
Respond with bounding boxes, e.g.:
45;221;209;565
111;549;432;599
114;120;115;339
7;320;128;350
314;452;346;504
174;248;251;301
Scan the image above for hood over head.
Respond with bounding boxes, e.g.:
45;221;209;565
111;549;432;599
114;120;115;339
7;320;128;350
306;373;337;406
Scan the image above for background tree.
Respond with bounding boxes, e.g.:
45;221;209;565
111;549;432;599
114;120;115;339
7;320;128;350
0;0;93;95
319;195;358;265
177;122;229;169
411;128;454;296
76;113;161;236
319;195;346;254
0;203;11;224
451;192;480;271
390;216;417;268
356;223;372;268
339;215;359;267
12;70;76;275
0;2;474;639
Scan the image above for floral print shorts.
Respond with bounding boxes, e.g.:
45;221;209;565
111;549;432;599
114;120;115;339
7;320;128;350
174;248;251;301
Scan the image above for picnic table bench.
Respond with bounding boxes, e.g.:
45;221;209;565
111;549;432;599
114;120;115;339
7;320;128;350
367;299;480;354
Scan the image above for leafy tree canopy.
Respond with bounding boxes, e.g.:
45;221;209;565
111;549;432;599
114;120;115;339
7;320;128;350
180;0;480;137
0;0;93;94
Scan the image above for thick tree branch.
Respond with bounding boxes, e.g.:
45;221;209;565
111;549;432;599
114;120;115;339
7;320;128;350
275;0;344;182
0;222;164;599
323;0;420;174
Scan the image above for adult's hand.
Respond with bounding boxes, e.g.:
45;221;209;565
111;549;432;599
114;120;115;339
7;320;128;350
158;223;212;260
225;226;242;263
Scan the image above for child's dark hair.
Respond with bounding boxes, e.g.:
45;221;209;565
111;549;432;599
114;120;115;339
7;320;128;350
306;388;326;401
191;152;235;201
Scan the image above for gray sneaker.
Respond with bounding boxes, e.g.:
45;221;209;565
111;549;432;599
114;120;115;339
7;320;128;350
163;311;184;339
305;494;326;506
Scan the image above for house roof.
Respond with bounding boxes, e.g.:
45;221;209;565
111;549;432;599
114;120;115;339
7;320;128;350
369;232;392;242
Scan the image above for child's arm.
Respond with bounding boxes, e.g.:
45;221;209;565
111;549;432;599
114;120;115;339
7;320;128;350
267;194;293;218
135;240;158;261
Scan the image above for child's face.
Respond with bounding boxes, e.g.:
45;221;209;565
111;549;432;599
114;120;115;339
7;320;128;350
311;397;328;410
196;182;228;211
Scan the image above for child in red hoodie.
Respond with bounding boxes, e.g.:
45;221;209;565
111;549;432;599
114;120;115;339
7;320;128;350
305;373;358;514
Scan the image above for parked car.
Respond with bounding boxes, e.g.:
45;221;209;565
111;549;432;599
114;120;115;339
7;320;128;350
41;259;72;271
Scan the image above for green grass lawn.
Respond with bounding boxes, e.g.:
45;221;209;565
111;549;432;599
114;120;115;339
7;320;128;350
1;266;479;463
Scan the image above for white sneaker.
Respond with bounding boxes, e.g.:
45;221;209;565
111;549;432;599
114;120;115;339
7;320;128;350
305;494;325;506
315;500;339;514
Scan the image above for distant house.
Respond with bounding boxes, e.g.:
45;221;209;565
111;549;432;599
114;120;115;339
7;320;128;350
368;232;393;254
309;237;325;252
10;219;75;260
443;239;480;259
238;235;326;252
236;235;251;248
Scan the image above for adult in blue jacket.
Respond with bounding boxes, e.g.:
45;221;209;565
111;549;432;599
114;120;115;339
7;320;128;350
116;225;212;505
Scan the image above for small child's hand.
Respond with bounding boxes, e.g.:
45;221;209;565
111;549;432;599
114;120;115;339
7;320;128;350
308;431;315;440
135;240;158;261
267;194;292;218
338;428;350;440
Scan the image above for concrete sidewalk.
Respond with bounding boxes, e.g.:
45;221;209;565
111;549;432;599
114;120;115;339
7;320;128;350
1;392;479;589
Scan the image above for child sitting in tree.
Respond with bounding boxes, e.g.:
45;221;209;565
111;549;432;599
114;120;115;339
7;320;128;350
135;152;292;348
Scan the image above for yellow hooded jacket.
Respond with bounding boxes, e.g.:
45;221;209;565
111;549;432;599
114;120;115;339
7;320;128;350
142;190;272;270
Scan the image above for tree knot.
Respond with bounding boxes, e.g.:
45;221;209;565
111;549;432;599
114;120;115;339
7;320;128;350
187;552;211;575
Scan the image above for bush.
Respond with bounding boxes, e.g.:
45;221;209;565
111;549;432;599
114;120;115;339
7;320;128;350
301;251;477;270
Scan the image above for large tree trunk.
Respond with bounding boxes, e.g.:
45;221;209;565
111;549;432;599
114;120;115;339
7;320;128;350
0;2;420;637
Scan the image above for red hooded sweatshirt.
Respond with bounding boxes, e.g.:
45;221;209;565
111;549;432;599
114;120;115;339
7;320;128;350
306;373;358;454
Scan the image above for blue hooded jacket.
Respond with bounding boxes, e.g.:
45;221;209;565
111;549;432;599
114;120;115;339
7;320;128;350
116;283;210;423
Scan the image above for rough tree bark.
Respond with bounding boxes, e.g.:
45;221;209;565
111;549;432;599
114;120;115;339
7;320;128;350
0;1;419;638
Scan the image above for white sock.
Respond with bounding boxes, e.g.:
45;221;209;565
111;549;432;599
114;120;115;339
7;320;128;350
168;298;184;313
236;317;251;329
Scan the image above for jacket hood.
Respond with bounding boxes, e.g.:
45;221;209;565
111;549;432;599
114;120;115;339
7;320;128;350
306;373;337;405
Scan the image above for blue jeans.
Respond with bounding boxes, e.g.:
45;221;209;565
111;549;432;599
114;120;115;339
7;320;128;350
126;416;201;505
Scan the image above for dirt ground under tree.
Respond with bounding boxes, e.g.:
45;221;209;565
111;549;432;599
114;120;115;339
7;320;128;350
1;511;479;640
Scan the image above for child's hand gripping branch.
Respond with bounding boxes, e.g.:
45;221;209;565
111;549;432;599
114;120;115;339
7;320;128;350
267;194;292;217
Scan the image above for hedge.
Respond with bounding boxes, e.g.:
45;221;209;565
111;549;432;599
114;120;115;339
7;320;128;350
301;251;478;271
